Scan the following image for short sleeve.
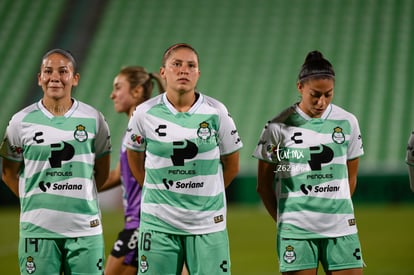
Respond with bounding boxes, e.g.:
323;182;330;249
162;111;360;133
252;121;281;163
216;104;243;155
0;115;24;162
124;107;147;152
94;111;112;158
347;115;364;160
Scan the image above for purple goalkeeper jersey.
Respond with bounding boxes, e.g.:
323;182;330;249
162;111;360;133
120;136;142;229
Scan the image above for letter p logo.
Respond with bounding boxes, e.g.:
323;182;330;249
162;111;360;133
49;142;75;168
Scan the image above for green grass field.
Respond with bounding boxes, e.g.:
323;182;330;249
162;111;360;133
1;203;413;274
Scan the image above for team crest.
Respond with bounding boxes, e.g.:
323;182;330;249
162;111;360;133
139;255;149;273
25;256;36;274
283;245;296;264
74;124;88;142
332;127;345;144
197;121;212;140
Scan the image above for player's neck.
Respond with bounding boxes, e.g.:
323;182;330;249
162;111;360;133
42;98;73;116
166;90;197;112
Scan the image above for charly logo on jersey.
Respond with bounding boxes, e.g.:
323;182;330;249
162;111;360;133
33;132;44;144
290;132;303;144
96;258;104;271
283;245;296;264
353;248;362;260
25;256;36;274
219;260;228;272
74;124;88;142
155;124;167;136
332;126;345;144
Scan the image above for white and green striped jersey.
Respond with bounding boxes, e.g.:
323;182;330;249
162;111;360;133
124;92;242;235
0;99;111;238
253;104;364;239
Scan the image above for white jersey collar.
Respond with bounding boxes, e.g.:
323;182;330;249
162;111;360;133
162;92;203;115
38;98;78;118
295;103;332;121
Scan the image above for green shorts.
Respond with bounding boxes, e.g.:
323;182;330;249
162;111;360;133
277;233;364;272
18;235;105;275
138;229;231;274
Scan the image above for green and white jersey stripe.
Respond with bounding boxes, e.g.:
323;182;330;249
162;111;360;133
125;93;242;235
253;104;363;238
0;99;111;238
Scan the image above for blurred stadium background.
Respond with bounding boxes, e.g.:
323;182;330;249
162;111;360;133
1;0;413;274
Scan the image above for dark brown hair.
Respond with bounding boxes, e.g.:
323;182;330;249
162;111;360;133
298;51;335;84
161;43;199;67
41;48;78;73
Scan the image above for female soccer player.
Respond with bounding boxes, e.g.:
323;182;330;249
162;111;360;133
100;66;164;275
0;48;111;274
125;43;243;274
253;51;365;275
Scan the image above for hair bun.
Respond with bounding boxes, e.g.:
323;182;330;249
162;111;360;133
305;51;324;63
298;50;335;82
